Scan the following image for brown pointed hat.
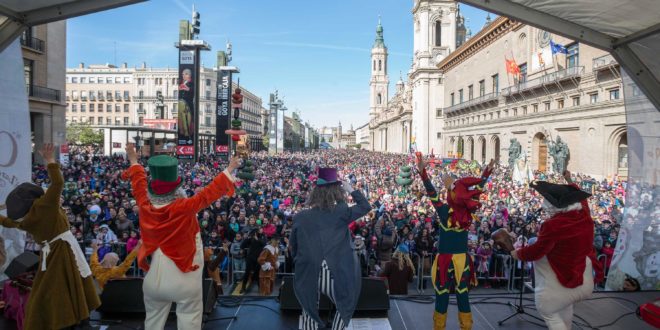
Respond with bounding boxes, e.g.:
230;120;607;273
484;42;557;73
530;181;591;208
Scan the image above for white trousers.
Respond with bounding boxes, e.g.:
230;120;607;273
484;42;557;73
143;233;204;330
534;256;593;330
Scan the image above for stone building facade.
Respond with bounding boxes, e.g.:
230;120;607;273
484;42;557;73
438;17;627;178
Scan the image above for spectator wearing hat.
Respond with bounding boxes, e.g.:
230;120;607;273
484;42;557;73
0;144;100;329
258;235;281;296
378;244;415;295
90;239;141;289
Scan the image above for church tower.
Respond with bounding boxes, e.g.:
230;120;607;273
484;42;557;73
369;17;389;121
410;0;458;154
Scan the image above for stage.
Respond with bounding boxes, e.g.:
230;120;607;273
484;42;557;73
1;288;650;329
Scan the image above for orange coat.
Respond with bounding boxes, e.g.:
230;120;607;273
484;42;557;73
258;246;279;281
122;165;235;273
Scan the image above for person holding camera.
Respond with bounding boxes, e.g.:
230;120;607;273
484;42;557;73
290;168;371;330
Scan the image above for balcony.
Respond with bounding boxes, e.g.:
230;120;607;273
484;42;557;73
593;54;618;71
137;108;146;115
133;95;178;101
444;92;499;115
27;84;61;102
20;36;45;52
502;66;584;96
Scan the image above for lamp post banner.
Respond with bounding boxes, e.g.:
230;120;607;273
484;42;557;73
176;49;196;159
215;69;231;160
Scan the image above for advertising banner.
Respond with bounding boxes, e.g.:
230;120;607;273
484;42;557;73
215;70;231;159
176;50;196;159
59;144;69;167
143;119;177;130
0;40;30;279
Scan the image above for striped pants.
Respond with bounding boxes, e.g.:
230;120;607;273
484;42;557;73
301;260;346;330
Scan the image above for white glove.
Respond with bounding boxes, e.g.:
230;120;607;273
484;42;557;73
276;261;280;269
261;262;273;271
342;181;355;194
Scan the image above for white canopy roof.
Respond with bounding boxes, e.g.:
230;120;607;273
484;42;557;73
458;0;660;111
0;0;145;51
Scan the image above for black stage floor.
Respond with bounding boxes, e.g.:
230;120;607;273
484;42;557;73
1;288;654;329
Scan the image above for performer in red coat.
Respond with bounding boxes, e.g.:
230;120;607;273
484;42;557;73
511;170;603;330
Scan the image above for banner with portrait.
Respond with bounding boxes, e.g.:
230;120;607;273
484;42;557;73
0;40;30;279
176;50;196;159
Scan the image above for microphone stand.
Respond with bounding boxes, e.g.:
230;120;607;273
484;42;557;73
497;223;545;326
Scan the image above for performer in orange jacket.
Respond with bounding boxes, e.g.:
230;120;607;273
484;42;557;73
121;143;240;329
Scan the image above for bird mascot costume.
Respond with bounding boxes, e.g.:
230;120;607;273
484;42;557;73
416;153;494;330
121;143;239;329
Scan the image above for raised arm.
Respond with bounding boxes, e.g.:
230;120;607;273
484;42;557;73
179;157;241;212
39;144;64;205
339;181;372;225
121;143;150;210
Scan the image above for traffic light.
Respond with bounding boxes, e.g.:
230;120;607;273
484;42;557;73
192;11;200;36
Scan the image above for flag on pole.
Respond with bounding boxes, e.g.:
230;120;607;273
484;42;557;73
505;57;521;77
531;46;553;71
550;40;568;54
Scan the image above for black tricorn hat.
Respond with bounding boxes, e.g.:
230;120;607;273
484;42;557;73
530;181;591;208
6;183;45;220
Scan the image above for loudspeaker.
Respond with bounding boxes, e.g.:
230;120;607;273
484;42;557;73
98;278;216;314
279;276;389;312
4;252;39;279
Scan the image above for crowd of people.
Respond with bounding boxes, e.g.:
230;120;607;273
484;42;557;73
27;147;629;294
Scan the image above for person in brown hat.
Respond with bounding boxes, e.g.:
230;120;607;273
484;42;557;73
0;143;100;330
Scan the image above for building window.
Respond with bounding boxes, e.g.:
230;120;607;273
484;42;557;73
115;77;121;83
437;132;442;139
377;93;382;105
72;104;77;112
533;104;538;113
378;60;382;71
80;77;87;83
81;104;86;112
124;77;130;83
81;91;87;101
124;117;129;125
522;106;527;115
519;63;527;83
435;21;442;46
589;93;598;104
609;89;620;100
544;102;550;111
115;104;121;112
115;118;121;125
89;104;95;112
124;104;129;112
72;91;79;101
89;77;96;83
97;91;103;100
138;103;144;112
124;91;130;99
205;103;211;113
97;77;103;84
479;80;485;97
106;77;112;84
436;109;443;117
206;79;211;86
172;78;176;85
72;77;78;83
139;117;144;125
492;74;499;93
205;117;211;126
513;108;518;116
557;99;564;109
138;90;144;98
98;116;103;124
173;90;178;98
24;59;34;89
572;96;580;106
450;93;455;106
106;91;112;100
468;85;473;100
459;89;464;103
566;43;579;68
89;92;95;101
88;117;94;125
205;90;211;99
106;104;112;112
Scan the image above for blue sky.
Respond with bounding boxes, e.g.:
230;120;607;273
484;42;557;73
67;0;489;129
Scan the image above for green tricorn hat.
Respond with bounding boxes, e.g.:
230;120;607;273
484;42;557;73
147;155;183;195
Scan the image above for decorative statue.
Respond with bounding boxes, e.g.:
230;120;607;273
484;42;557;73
547;136;570;174
508;138;522;169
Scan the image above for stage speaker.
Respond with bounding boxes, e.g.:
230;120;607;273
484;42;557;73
98;278;216;314
279;276;389;312
4;252;39;279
